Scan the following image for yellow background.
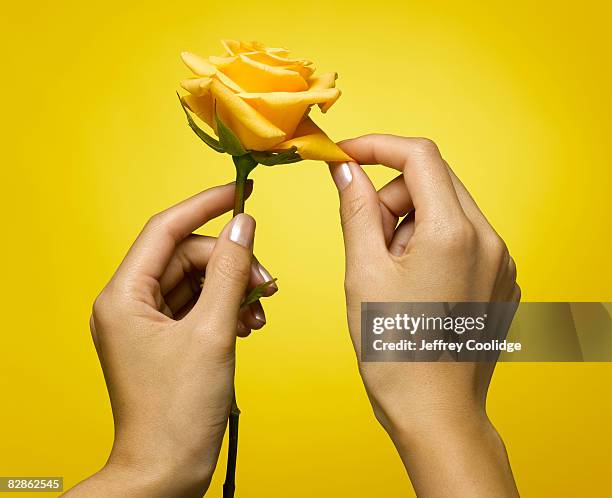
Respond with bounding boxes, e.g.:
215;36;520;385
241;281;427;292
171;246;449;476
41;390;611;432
1;1;611;496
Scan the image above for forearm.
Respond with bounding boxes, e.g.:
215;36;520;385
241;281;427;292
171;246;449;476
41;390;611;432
391;415;518;497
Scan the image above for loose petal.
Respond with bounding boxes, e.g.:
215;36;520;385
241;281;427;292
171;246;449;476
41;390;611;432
273;117;352;161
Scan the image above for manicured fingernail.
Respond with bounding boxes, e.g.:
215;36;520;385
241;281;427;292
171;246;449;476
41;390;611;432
237;320;251;337
229;213;255;248
258;263;278;292
251;301;266;325
330;162;353;191
253;309;266;324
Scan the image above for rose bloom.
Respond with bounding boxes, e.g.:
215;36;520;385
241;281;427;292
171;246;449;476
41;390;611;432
180;40;351;162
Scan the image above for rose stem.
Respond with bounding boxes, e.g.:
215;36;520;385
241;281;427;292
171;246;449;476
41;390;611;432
223;154;258;498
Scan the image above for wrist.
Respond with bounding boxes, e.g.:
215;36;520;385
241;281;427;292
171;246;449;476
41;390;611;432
389;413;518;497
391;410;496;455
384;404;491;446
102;445;215;498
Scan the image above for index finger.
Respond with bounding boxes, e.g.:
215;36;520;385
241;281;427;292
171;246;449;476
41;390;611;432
115;181;253;283
338;134;464;224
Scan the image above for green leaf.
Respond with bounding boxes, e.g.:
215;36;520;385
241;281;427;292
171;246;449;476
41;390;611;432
215;109;246;156
243;279;278;305
177;93;224;153
251;147;303;166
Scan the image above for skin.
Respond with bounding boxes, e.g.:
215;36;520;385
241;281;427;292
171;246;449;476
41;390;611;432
65;182;276;497
66;135;519;497
329;135;520;497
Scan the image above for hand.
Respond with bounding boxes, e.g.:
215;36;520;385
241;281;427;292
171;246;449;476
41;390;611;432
65;182;276;498
329;135;519;497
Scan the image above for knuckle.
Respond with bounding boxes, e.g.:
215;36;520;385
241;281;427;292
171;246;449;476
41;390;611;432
145;211;185;241
195;324;236;361
362;133;391;143
91;282;128;323
145;211;168;231
492;236;508;257
144;211;183;240
434;219;477;252
92;291;109;318
456;222;478;249
508;256;517;281
340;194;368;227
212;251;250;283
89;314;98;338
486;234;509;265
513;283;522;302
410;137;440;157
344;264;384;299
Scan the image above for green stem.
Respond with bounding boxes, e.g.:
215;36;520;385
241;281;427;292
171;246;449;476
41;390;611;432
232;155;257;215
223;154;257;498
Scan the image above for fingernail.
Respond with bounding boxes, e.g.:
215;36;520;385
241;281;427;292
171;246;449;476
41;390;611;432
251;302;266;325
253;309;266;324
258;263;278;292
330;162;354;191
236;320;251;337
229;213;255;248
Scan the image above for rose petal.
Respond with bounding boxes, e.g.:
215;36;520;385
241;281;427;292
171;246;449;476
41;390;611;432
273;117;352;161
181;51;243;92
307;72;340;112
283;63;315;80
213;71;244;93
182;42;348;157
244;51;315;79
308;72;337;91
180;77;212;96
181;51;216;76
221;40;285;55
245;50;312;67
265;47;290;57
210;80;286;151
240;40;267;52
238;88;340;137
210;54;308;93
221;39;240;56
182;93;214;128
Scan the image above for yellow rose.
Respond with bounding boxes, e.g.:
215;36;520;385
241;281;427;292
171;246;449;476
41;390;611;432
180;39;351;162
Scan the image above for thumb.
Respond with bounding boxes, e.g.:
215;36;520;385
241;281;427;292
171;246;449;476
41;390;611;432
189;213;255;352
329;161;385;263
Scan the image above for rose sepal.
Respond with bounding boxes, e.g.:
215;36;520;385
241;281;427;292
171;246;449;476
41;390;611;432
215;108;246;156
250;148;302;166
